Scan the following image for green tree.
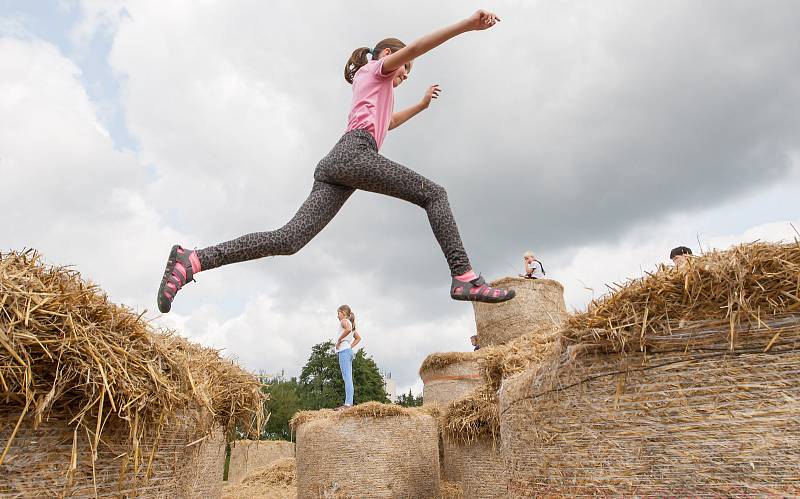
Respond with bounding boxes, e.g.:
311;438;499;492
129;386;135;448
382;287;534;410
299;341;389;409
261;376;302;440
396;389;423;407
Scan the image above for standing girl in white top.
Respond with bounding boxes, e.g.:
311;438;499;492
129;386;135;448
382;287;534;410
335;305;361;409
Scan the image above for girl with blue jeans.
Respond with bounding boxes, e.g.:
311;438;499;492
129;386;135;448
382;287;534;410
335;305;361;409
157;9;516;314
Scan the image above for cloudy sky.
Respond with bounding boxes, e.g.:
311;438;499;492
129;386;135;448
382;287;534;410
3;0;800;396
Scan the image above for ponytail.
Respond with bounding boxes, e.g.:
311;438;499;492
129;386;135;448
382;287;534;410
344;38;407;84
349;312;356;331
345;47;372;84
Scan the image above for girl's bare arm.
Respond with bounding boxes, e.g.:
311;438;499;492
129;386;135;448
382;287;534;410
389;85;440;129
350;330;361;349
382;10;499;74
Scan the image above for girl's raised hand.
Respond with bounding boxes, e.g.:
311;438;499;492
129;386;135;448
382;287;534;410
467;10;500;31
421;84;441;108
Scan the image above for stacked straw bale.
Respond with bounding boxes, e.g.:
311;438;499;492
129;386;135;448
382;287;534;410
0;250;266;497
419;351;483;406
291;402;440;498
472;277;566;346
227;439;295;485
499;242;800;496
435;329;562;497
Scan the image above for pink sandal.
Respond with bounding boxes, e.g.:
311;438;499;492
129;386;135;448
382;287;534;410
450;274;515;303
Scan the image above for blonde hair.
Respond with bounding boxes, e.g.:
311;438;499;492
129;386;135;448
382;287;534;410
337;304;356;331
523;250;534;259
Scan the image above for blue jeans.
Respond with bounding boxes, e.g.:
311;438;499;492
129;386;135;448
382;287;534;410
338;348;354;406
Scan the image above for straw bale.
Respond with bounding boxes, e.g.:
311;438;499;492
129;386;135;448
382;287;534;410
227;439;295;484
0;408;225;498
293;402;440;498
420;352;483;406
441;437;507;499
565;241;800;353
499;318;800;496
241;457;296;486
472;277;567;346
222;457;296;499
0;250;265;494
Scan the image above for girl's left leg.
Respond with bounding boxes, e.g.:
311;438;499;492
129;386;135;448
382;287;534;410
338;348;354;406
316;140;514;303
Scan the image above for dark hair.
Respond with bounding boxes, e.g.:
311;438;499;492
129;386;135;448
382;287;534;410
669;246;693;259
344;38;406;84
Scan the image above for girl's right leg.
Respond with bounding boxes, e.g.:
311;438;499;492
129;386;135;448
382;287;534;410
338;348;354;407
157;180;353;313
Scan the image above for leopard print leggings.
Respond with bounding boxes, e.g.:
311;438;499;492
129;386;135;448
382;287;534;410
196;129;472;276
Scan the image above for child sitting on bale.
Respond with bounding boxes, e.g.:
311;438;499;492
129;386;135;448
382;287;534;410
521;250;546;279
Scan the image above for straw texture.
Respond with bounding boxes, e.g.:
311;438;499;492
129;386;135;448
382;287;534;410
420;353;483;406
0;250;265;496
564;241;800;353
442;438;507;499
292;402;440;498
0;409;225;498
499;326;800;496
227;439;295;485
473;277;567;346
222;457;296;499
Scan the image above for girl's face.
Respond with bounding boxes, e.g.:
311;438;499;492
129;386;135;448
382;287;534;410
392;62;412;88
337;310;344;320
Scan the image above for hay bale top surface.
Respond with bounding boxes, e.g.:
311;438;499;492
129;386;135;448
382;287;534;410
419;350;483;376
241;457;296;486
565;241;800;353
0;250;265;456
289;401;437;430
489;276;564;291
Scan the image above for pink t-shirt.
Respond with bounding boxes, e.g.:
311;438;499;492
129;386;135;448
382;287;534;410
346;59;398;150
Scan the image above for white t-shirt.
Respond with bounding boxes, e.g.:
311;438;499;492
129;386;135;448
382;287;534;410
335;319;354;353
527;260;545;279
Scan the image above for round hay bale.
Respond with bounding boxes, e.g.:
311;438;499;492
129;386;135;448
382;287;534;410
420;352;483;406
442;437;507;498
0;409;226;498
472;277;567;347
499;337;800;496
227;439;295;484
293;403;440;498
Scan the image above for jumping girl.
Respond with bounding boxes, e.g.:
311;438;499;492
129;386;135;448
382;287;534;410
157;9;515;314
335;305;360;409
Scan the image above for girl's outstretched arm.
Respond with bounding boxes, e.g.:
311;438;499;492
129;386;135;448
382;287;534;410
382;10;500;75
389;84;440;130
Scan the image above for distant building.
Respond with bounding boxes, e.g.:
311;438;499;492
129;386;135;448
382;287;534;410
382;371;397;402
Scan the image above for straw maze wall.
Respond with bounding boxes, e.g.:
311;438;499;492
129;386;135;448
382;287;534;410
499;346;800;496
227;439;296;485
295;414;439;498
0;410;225;498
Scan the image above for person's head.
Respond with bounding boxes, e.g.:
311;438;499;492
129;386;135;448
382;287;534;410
523;250;535;263
470;334;478;346
337;304;356;329
669;246;693;266
344;38;411;88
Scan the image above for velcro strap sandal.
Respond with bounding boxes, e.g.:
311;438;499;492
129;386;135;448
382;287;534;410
157;245;197;313
450;274;516;303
